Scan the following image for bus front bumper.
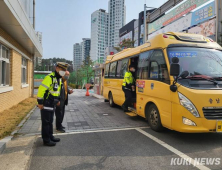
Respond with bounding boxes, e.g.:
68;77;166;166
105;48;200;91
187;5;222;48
171;104;219;133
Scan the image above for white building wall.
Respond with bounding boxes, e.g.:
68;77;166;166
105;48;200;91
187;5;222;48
90;9;109;63
108;0;125;47
73;43;82;70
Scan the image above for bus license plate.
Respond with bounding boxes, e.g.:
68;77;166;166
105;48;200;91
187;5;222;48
216;121;222;132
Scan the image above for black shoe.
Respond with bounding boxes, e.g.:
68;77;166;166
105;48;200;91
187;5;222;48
122;105;129;112
43;141;56;146
61;126;65;129
56;128;65;133
51;137;60;142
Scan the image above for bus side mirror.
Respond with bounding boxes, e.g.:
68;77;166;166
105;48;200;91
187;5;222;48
170;57;180;92
170;64;180;76
170;57;180;76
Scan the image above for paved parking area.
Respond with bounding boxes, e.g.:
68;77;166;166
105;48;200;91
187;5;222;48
29;128;195;170
28;127;222;170
3;90;222;170
19;90;148;135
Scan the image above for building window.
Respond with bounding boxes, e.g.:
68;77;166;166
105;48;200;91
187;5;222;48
21;57;28;84
0;44;10;86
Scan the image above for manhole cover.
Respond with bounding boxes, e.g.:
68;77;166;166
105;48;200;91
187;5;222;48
97;113;113;117
67;121;89;128
70;109;79;112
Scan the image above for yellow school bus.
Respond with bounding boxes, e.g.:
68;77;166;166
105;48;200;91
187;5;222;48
103;32;222;133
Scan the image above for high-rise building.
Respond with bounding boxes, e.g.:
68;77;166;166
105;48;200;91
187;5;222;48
73;43;82;70
90;9;109;64
108;0;126;47
81;38;91;61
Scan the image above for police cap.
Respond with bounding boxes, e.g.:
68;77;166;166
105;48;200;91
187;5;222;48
56;62;69;70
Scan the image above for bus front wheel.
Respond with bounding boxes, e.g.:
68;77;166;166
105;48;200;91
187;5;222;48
108;92;115;107
147;104;163;132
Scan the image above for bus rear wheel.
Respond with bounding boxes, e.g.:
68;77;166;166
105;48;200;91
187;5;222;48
147;104;163;132
108;92;115;107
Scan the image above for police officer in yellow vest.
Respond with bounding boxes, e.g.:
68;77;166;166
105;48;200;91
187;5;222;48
37;62;69;146
122;64;136;112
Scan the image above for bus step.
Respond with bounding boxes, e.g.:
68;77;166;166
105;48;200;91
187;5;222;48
125;107;137;117
125;111;137;117
128;107;136;113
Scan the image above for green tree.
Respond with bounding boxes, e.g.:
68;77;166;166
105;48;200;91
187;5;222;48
69;71;76;84
81;56;94;84
114;38;136;52
35;58;73;72
76;69;84;88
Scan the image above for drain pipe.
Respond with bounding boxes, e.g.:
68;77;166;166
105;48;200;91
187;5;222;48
33;0;35;29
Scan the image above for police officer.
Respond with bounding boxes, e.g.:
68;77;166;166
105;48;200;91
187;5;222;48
122;64;136;112
37;62;69;146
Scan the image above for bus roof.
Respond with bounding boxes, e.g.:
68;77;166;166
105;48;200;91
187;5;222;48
105;32;222;64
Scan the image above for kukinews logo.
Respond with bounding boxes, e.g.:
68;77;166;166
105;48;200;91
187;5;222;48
171;158;220;166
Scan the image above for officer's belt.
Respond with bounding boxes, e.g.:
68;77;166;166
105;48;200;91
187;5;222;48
124;87;131;91
44;106;54;111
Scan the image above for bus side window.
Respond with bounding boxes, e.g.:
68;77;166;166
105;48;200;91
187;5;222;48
120;58;128;78
137;50;153;79
105;63;110;78
149;50;170;84
109;61;117;78
116;60;122;78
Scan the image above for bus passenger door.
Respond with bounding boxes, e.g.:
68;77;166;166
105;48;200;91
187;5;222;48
137;50;172;129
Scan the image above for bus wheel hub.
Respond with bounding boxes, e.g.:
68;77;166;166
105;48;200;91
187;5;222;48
150;109;158;126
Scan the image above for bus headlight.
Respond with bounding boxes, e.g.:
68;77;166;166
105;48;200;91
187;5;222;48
178;92;200;117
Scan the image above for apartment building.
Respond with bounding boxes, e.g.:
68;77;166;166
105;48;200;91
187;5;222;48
73;43;82;70
108;0;126;47
90;9;109;64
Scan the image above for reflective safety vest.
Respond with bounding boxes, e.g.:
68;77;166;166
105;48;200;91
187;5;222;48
37;72;62;105
122;71;134;87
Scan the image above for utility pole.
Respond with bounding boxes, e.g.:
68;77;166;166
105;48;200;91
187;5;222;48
31;55;35;97
143;4;155;44
216;0;222;45
144;4;146;44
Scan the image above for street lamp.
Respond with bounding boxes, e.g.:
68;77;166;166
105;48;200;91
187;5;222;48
144;5;155;44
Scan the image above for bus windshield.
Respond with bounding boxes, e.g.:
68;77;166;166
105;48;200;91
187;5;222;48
168;47;222;78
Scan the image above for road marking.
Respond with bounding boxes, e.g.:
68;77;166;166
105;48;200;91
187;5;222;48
136;128;210;170
55;126;149;136
21;127;149;137
84;101;90;105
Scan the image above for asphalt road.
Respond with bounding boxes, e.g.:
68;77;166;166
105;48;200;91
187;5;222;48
28;126;222;170
26;90;222;170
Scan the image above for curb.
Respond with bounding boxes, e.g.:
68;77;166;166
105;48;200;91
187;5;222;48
92;93;104;99
0;106;36;154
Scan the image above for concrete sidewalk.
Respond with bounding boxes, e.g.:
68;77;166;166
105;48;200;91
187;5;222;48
0;135;36;170
18;89;147;136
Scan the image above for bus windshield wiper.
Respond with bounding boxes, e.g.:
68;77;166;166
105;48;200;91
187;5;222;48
212;76;222;80
186;74;218;85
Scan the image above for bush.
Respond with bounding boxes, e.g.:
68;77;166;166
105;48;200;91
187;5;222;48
69;83;76;89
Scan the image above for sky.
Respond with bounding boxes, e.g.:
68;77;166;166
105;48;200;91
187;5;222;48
36;0;168;61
